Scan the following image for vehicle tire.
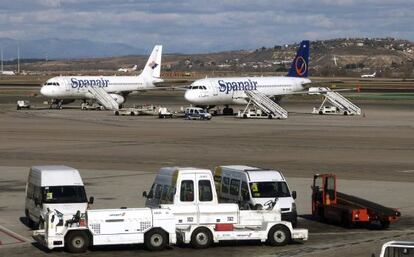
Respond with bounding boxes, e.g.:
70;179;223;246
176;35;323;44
25;210;34;228
319;110;323;115
114;111;119;116
243;114;247;119
380;220;390;229
130;112;135;116
65;231;90;253
144;228;168;251
228;108;234;115
268;114;273;119
343;111;348;116
267;225;291;246
190;227;213;249
17;106;20;110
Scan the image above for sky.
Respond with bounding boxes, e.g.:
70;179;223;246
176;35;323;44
0;0;413;53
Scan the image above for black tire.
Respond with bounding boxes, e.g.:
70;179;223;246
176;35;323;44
190;227;213;249
65;231;90;253
268;114;273;119
17;106;20;110
319;110;323;115
130;112;135;116
344;111;348;116
114;111;119;116
243;114;248;119
25;210;34;228
267;225;291;246
144;228;168;251
228;108;234;115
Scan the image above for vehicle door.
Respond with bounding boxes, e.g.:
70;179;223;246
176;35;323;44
168;173;198;225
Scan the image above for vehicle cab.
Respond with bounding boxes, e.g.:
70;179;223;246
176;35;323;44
214;165;298;227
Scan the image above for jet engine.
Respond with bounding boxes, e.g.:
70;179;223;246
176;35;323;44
109;94;125;105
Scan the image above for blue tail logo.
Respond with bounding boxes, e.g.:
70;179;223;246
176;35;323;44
287;40;309;77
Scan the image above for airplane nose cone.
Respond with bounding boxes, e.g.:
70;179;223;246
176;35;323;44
40;86;52;97
184;90;195;103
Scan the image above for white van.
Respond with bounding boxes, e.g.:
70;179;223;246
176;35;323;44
214;165;297;227
25;166;93;229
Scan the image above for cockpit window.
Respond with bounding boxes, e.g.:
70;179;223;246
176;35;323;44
45;82;59;86
189;85;206;90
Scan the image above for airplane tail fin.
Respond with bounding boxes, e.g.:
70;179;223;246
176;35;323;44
141;45;162;78
287;40;309;78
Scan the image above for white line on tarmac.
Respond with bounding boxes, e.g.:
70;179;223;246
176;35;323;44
397;170;414;173
311;229;414;236
0;224;32;244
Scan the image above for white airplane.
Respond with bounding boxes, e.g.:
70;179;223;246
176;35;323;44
40;45;163;109
118;65;137;73
1;71;16;75
361;72;376;78
184;40;311;114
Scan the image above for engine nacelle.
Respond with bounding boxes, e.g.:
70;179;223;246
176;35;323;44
109;94;125;104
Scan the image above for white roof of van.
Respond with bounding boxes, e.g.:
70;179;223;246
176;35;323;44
220;165;284;182
158;167;211;176
31;165;84;187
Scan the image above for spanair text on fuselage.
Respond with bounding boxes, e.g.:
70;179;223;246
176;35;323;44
43;76;151;99
186;76;309;105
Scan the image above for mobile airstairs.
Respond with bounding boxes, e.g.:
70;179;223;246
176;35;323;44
87;86;119;111
311;87;361;115
239;90;288;119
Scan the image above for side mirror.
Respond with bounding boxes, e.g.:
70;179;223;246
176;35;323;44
89;196;94;204
142;191;147;198
292;191;297;200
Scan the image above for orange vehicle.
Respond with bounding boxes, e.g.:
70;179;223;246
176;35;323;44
311;174;401;228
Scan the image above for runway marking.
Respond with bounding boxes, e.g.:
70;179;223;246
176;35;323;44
0;225;31;247
397;170;414;173
311;229;414;236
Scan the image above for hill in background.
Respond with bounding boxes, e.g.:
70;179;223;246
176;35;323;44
3;38;414;78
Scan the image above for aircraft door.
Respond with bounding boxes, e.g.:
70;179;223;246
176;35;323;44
64;78;71;92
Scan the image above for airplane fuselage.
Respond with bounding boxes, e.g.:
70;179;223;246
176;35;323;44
184;76;311;106
40;75;157;99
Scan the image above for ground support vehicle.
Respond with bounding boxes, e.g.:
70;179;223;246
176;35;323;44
376;241;414;257
312;105;341;115
172;206;307;248
158;107;173;118
184;107;212;120
114;105;158;116
33;208;176;253
214;165;298;227
25;165;93;230
312;174;401;228
145;167;308;249
17;100;31;110
237;108;272;119
81;102;104;110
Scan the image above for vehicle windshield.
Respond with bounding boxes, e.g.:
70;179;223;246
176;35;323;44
249;181;291;198
42;186;87;204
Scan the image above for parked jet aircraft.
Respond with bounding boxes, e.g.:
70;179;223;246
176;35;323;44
184;40;311;114
361;72;376;78
40;45;162;109
118;65;138;73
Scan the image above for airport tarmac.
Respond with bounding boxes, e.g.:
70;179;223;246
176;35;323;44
0;93;413;257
